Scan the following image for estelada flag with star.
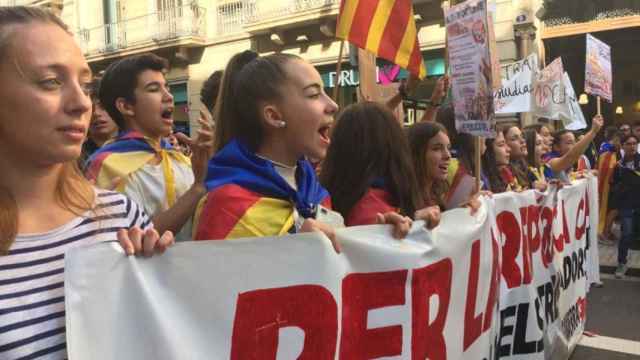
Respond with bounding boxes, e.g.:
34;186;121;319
336;0;427;79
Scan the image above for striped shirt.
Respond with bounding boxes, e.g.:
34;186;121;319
0;190;152;359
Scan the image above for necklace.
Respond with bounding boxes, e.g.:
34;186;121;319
256;153;297;170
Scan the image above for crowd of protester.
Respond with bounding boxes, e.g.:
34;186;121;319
0;6;639;359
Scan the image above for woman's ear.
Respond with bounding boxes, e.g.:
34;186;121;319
262;104;286;129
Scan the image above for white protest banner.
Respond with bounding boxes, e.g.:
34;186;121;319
495;178;597;359
495;53;538;114
563;72;588;130
66;180;597;359
531;57;571;122
585;34;612;102
66;203;499;359
445;0;496;137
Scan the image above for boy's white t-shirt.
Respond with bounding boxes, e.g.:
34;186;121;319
123;159;195;241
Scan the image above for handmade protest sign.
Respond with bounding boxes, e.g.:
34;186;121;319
495;53;538;114
531;57;571;122
585;34;612;103
66;179;598;360
564;72;588;130
445;0;496;137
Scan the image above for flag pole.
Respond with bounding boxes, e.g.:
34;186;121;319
442;1;451;73
475;137;482;192
333;40;346;103
596;96;601;116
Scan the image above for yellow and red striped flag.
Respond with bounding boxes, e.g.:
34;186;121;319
336;0;427;79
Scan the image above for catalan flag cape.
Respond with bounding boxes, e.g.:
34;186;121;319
596;144;617;234
194;139;331;240
346;178;397;226
85;131;190;207
336;0;427;78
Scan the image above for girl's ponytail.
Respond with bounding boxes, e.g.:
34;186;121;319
212;50;258;152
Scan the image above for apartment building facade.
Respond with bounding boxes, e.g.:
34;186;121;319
4;0;639;130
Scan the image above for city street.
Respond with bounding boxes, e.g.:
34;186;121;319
571;273;640;359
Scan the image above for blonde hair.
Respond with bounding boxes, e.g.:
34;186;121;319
0;7;94;254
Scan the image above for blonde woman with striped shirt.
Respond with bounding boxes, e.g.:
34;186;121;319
0;7;174;359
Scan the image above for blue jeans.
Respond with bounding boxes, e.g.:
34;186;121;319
618;209;636;265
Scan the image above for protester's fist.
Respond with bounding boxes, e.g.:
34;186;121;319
414;205;441;230
300;218;340;253
591;115;604;133
376;212;412;239
431;75;449;105
118;227;174;257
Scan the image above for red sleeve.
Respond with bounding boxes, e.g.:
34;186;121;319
194;184;262;241
345;188;397;226
321;195;332;209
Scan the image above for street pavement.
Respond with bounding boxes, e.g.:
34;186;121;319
570;273;640;359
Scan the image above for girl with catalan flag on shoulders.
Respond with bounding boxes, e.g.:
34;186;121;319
194;51;411;248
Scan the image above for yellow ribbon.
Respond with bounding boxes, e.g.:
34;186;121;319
159;150;177;208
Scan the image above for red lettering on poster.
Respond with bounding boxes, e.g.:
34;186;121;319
339;270;407;359
230;285;338;359
497;211;522;288
464;240;483;350
412;259;452;360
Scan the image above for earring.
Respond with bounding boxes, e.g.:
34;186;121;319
275;120;286;128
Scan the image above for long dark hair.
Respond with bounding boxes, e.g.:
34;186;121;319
437;105;476;175
482;124;513;193
523;128;540;168
407;122;448;209
502;124;529;189
320;102;423;218
551;129;572;154
213;50;300;152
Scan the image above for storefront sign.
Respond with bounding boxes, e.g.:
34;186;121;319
321;58;445;88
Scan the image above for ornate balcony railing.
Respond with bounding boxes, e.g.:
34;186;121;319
78;5;206;57
0;0;33;5
542;0;640;27
215;0;340;36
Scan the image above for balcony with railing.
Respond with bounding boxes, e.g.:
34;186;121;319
78;5;206;59
215;0;340;36
0;0;33;5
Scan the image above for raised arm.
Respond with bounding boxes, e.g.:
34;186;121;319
548;115;603;174
419;75;449;123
